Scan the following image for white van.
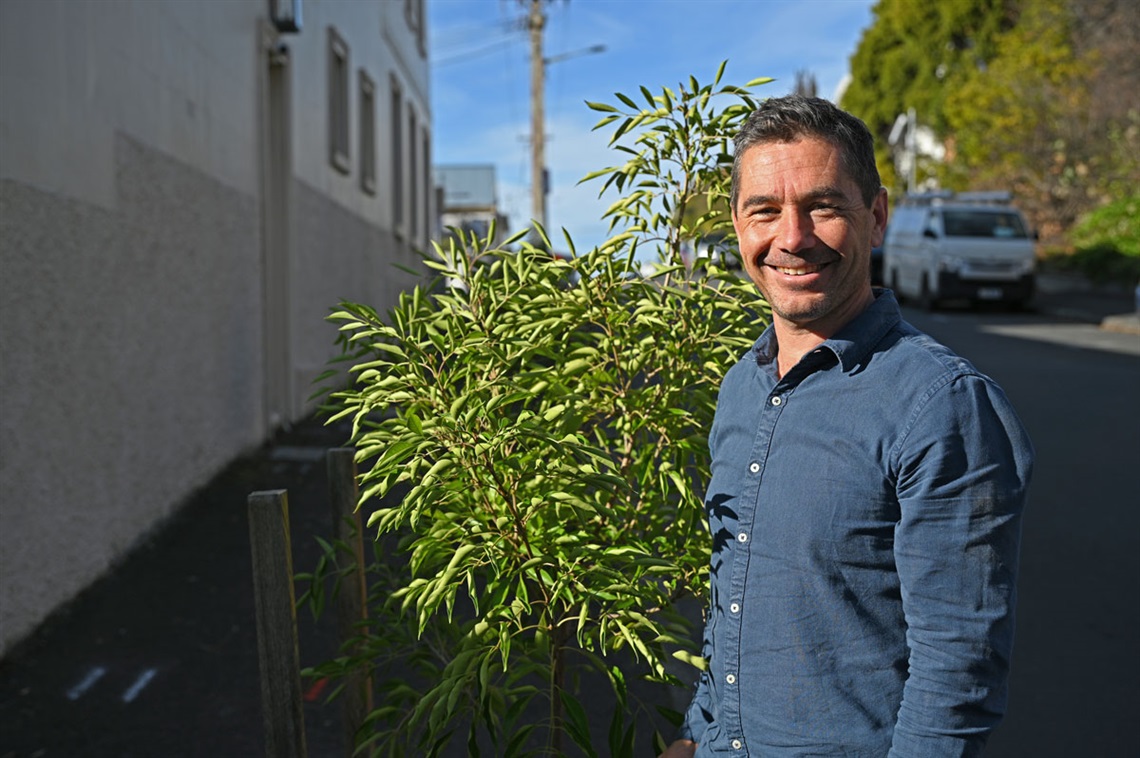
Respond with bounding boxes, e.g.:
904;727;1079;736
883;191;1037;309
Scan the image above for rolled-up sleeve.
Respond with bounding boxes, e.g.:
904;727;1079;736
890;373;1033;756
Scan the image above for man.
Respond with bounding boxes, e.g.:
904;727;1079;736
661;96;1033;756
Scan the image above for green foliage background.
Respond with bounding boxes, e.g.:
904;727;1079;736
303;65;771;756
1041;195;1140;283
842;0;1139;267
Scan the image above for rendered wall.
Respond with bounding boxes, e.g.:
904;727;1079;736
0;0;430;655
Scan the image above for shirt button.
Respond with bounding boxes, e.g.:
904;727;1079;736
737;532;748;543
725;673;736;684
748;462;760;473
732;739;743;750
730;602;740;613
770;395;782;406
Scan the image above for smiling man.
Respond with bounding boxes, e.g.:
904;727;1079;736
660;96;1034;757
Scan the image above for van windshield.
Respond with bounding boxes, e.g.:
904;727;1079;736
942;210;1028;238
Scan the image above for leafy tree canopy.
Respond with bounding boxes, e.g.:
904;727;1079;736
843;0;1139;248
841;0;1016;189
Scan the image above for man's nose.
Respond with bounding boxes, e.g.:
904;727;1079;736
775;209;816;253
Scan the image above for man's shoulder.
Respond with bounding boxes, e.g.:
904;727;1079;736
877;318;984;386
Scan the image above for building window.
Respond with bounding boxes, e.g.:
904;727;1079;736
409;108;418;245
421;128;432;242
359;70;376;195
405;0;426;58
328;27;350;174
390;76;403;234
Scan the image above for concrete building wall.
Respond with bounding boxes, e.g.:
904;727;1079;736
0;0;430;656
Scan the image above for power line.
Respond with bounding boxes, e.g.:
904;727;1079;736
434;35;523;67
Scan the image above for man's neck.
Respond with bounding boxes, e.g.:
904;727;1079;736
773;323;829;378
771;290;876;378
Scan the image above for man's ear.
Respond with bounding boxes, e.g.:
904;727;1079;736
870;187;888;247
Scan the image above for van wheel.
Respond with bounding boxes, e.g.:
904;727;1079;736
919;275;936;311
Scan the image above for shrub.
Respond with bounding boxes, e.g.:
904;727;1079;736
1070;195;1140;259
1041;196;1140;285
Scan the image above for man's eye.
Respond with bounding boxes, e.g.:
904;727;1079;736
812;203;847;217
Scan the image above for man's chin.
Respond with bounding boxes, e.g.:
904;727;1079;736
768;295;831;325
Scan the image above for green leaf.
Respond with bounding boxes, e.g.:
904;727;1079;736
615;91;638;109
607;702;626;756
611;117;634;144
562;692;597;758
592;113;621;130
713;59;727;87
405;412;423;435
672;648;708;670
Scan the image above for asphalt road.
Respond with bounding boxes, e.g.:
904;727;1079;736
900;295;1140;758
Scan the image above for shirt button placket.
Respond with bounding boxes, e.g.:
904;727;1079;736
731;738;744;750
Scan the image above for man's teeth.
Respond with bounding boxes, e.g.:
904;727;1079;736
774;264;824;276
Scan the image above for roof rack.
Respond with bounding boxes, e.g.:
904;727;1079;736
898;190;953;206
898;190;1013;206
954;191;1012;205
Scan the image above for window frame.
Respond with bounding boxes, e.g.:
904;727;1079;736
390;75;404;236
358;69;376;195
409;107;418;245
327;26;350;174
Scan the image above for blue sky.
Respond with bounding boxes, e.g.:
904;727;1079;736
428;0;877;252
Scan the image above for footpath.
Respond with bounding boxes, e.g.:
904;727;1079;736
0;417;355;758
1035;272;1139;335
0;419;682;757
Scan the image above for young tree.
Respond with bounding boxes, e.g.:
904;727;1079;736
303;64;771;756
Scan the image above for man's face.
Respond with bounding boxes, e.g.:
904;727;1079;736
732;137;887;335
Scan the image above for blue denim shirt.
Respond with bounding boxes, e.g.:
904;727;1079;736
681;291;1033;756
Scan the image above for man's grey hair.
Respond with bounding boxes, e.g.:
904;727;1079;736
731;95;882;211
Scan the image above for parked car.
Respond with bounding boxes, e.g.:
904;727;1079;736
883;191;1036;310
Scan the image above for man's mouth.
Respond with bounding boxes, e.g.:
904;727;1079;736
772;263;826;276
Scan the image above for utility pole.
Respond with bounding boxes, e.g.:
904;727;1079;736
523;1;602;241
527;0;547;235
906;107;917;194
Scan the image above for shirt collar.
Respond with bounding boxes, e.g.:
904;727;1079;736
752;289;902;375
823;289;903;372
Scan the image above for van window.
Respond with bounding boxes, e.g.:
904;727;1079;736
942;210;1028;238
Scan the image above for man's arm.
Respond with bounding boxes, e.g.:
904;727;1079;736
889;374;1033;756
